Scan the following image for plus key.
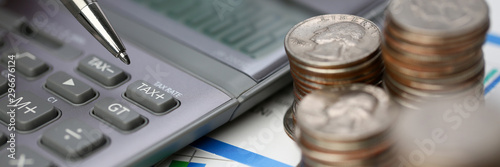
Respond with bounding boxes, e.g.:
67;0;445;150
125;80;177;113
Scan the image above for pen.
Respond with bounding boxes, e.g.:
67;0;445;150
60;0;130;65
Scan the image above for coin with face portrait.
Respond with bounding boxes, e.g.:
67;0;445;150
285;14;381;67
295;84;395;141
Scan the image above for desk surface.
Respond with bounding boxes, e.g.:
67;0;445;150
157;0;500;166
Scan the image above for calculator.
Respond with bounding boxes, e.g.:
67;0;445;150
0;0;387;166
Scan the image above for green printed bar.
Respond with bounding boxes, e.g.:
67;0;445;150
484;69;498;84
170;160;189;167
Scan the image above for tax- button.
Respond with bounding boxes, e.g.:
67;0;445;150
78;55;128;86
41;119;106;158
1;51;49;77
0;91;58;131
46;71;96;104
125;80;177;113
94;98;144;130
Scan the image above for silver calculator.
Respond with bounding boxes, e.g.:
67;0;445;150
0;0;386;166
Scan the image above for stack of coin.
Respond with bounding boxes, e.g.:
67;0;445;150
295;84;398;166
382;0;489;108
285;14;384;102
283;14;384;139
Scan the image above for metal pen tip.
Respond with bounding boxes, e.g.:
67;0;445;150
118;52;130;65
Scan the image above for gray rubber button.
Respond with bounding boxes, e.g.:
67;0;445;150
78;55;127;86
45;71;96;104
41;119;106;158
94;97;144;130
0;76;7;95
0;91;58;131
125;80;177;113
0;146;53;167
1;51;49;77
0;132;6;146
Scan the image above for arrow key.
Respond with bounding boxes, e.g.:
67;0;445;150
46;72;97;104
1;51;49;77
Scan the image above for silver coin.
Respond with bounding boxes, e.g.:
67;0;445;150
299;128;390;151
285;14;381;67
283;103;296;140
296;84;395;142
289;52;383;77
388;0;489;37
299;139;393;165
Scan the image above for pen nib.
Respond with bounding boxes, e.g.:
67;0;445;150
118;52;131;65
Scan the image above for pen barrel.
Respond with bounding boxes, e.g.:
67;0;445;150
60;0;97;12
60;0;126;58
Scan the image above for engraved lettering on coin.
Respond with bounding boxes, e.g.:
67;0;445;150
319;15;330;22
307;22;365;61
